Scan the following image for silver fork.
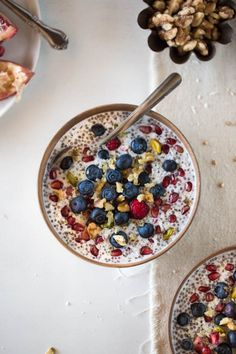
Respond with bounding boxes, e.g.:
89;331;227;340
0;0;69;50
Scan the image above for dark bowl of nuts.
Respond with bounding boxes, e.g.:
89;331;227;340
138;0;236;63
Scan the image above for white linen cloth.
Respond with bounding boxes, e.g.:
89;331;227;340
150;24;236;353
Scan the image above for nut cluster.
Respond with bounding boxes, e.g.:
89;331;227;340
149;0;235;56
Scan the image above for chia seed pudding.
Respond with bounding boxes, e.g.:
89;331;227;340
40;108;199;266
170;248;236;354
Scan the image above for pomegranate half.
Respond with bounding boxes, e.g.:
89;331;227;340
0;13;17;42
0;60;34;101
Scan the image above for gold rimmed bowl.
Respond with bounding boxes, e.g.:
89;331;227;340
38;104;200;267
169;246;236;353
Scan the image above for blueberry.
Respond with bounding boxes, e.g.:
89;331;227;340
123;182;139;200
138;223;154;238
60;156;73;170
98;149;110;160
78;180;94;196
86;164;103;181
181;338;193;350
91;123;106;137
176;313;190;326
162;159;177;172
223;301;236;319
228;331;236;348
190;302;206;318
70;196;87;213
214;282;229;299
150;184;166;198
114;212;129;225
106;169;122;184
101;185;117;201
110;231;128;248
233;270;236;281
116;154;133;169
214;313;226;325
89;208;107;224
215;343;232;354
138;171;150;186
130;136;147;154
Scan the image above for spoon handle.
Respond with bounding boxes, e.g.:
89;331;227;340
100;73;182;146
0;0;69;50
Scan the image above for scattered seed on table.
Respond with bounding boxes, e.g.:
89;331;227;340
202;140;209;146
211;160;217;166
218;182;225;188
225;121;236;126
45;348;56;354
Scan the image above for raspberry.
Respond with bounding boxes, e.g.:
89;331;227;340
106;137;121;151
130;199;150;219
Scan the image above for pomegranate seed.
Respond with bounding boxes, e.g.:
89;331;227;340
169;192;179;203
186;181;193;192
82;155;94;162
182;205;190;215
90;245;99;257
228;275;235;286
201;346;212;354
49;194;59;202
204;316;213;323
49;168;57;180
106;137;121;151
139;125;152;134
166;138;176;145
61;206;70;217
209;332;220;345
178;168;185;177
174;145;184;153
111;249;122;257
190;293;199;303
75;237;81;243
194;336;204;353
161;203;171;213
82;146;90;155
72;223;85;232
206;264;217;272
66;186;74;196
145;163;152;174
154;197;163;207
208;272;220;281
151;206;159;218
215;302;225;313
51;180;63;190
225;263;234;271
140;246;152;256
169;214;177;223
205;292;214;302
67;216;76;226
149;238;154;243
170;175;179;186
162;175;171;188
154;125;162;135
198;286;210;293
80;229;90;241
95;235;104;244
162;144;170;154
155;225;162;234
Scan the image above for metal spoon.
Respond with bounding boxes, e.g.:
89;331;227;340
99;73;182;146
0;0;69;50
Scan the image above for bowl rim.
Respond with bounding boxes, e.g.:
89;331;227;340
38;103;201;268
168;245;236;353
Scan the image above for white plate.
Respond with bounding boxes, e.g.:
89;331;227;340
0;0;40;117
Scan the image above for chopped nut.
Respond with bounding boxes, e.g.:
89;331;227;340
116;182;123;193
94;198;106;208
152;13;174;27
227;321;236;330
153;0;166;11
231;286;236;299
220;317;232;326
117;195;125;202
129;234;138;242
87;223;102;239
117;202;130;212
204;309;215;318
105;202;115;211
192;12;205;26
145;192;154;203
137;194;146;202
219;6;235;19
183;39;197;51
95;179;106;193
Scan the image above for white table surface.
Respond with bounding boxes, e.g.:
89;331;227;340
0;1;154;354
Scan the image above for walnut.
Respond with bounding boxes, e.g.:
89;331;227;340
175;15;194;27
153;0;166;11
152;13;174;26
219;6;235;19
183;39;197;51
175;27;190;45
159;27;178;40
192;12;205;27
